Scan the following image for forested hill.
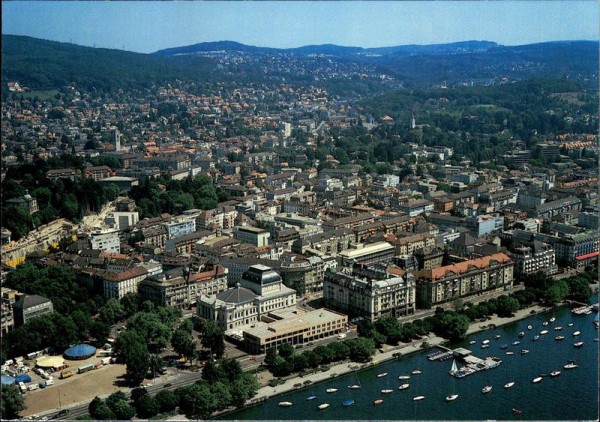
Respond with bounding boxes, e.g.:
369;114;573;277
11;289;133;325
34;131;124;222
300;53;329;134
2;35;598;93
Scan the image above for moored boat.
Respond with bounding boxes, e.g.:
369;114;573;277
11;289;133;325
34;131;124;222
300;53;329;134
449;359;458;375
550;370;561;377
278;401;293;407
307;395;317;401
504;382;515;389
326;388;338;393
398;383;410;390
413;395;426;401
377;372;388;378
518;331;525;337
381;389;393;394
554;326;562;331
532;376;542;383
482;385;492;394
445;394;458;401
520;349;530;354
318;403;330;410
543;321;548;326
347;384;361;389
481;344;489;349
482;339;490;345
373;399;383;405
398;375;410;380
564;362;578;370
494;335;501;339
549;316;556;323
573;331;581;336
411;369;422;375
532;335;540;341
469;340;476;345
513;408;523;414
506;351;514;355
527;325;533;330
574;341;584;348
555;335;565;341
540;330;548;335
342;399;355;407
512;340;520;346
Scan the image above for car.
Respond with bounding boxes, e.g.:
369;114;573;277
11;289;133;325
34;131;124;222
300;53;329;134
163;383;172;388
57;410;68;416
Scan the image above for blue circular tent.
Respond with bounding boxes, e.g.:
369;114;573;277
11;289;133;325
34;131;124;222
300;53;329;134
64;344;96;360
15;374;31;383
1;375;15;385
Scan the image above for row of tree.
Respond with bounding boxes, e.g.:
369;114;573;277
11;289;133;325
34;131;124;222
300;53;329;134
264;337;376;378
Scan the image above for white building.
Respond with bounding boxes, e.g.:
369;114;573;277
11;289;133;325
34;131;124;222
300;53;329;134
164;218;196;240
197;264;296;333
104;211;139;231
89;229;120;253
508;242;558;278
233;226;270;247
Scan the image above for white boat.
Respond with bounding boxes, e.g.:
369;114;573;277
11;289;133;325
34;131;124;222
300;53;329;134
326;388;338;393
550;370;561;377
527;325;532;330
411;369;422;375
549;317;556;323
318;403;330;410
532;376;543;383
381;389;394;394
373;399;384;405
568;323;574;327
574;341;584;348
445;394;459;402
573;331;581;336
469;340;476;345
449;359;458;376
504;382;515;389
347;384;361;389
520;349;530;355
278;401;293;407
306;395;317;401
398;375;410;380
543;321;548;326
506;351;514;355
555;335;565;341
518;331;525;337
413;395;426;401
564;362;578;370
554;326;562;331
377;372;388;378
540;330;548;335
398;383;410;390
512;340;520;346
482;339;490;345
481;344;489;349
482;386;492;394
494;335;501;339
594;313;599;328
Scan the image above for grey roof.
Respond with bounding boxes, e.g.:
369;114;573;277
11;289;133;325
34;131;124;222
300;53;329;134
216;286;257;304
14;294;52;309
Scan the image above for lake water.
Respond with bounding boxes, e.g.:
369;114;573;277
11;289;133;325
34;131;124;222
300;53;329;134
223;306;599;420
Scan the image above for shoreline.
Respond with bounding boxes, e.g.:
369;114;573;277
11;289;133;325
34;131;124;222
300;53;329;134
218;302;554;418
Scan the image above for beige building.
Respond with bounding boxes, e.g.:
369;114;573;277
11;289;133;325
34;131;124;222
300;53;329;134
102;266;148;299
393;232;436;256
337;241;395;267
243;308;348;354
197;265;296;333
323;270;416;321
412;252;514;308
234;226;271;247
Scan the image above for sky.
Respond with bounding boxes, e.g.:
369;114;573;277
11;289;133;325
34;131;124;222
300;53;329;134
3;1;599;53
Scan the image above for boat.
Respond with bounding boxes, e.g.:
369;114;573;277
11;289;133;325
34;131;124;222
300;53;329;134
373;399;383;405
278;401;293;407
482;386;492;394
527;325;533;330
543;321;548;326
504;382;515;389
555;335;565;341
518;331;525;337
326;388;338;393
595;338;599;342
554;326;562;331
413;396;426;401
573;331;581;336
449;359;458;375
482;339;490;345
532;335;540;341
564;362;578;370
381;389;394;394
481;344;489;349
520;349;530;355
347;384;361;389
540;330;548;335
318;403;330;410
549;316;556;323
307;395;317;401
568;323;574;327
445;394;459;402
512;340;520;346
342;399;355;407
506;351;514;355
469;340;476;345
494;335;501;340
594;313;599;328
398;375;410;380
574;341;584;348
377;372;388;378
500;344;508;349
550;370;561;377
398;383;410;390
532;376;542;383
513;408;523;414
411;369;422;375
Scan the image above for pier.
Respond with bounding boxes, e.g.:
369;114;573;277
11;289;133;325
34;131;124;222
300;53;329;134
439;347;503;378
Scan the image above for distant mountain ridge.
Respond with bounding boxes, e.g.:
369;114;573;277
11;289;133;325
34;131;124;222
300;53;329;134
153;40;500;57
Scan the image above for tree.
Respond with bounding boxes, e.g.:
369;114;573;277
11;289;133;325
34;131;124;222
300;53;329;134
124;339;150;385
127;312;172;350
179;384;217;420
229;373;260;408
277;343;295;360
1;385;26;420
98;299;125;324
210;381;232;411
264;347;277;367
495;295;520;317
155;389;178;413
93;404;115;420
111;399;135;420
171;328;196;360
88;396;104;419
346;337;376;362
130;387;148;407
566;276;593;303
544;279;570;305
136;395;160;419
220;358;243;382
120;292;140;317
198;320;225;358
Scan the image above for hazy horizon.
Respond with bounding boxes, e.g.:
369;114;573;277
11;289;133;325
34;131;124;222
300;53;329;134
3;1;599;54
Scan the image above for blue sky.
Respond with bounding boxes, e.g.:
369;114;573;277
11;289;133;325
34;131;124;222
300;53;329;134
3;1;599;53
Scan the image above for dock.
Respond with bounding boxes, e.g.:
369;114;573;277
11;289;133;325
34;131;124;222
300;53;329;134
441;347;503;379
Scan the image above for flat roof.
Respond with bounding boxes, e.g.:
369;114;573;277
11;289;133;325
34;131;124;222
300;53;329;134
244;309;347;340
338;241;394;258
